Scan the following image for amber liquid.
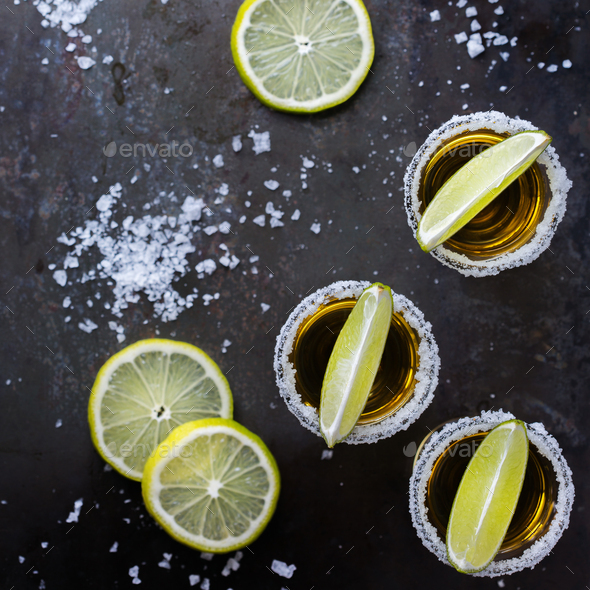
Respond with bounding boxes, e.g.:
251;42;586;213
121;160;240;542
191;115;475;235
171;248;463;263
426;432;557;560
289;298;420;425
418;130;549;260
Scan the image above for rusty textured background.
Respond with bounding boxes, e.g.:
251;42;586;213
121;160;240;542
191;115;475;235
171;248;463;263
1;0;589;588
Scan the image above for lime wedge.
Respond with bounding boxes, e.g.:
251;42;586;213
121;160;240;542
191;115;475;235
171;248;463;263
142;418;280;553
231;0;374;113
417;130;552;252
446;419;529;574
88;339;233;481
319;282;393;447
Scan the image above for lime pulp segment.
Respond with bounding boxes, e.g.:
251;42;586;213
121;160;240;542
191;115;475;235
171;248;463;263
446;419;529;573
231;0;375;112
319;283;393;447
88;339;233;481
142;419;280;552
417;130;552;252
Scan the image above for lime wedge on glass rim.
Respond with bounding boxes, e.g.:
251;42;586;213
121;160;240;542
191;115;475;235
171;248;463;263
88;339;233;481
142;418;280;553
319;282;393;447
446;419;529;574
231;0;374;113
417;130;552;252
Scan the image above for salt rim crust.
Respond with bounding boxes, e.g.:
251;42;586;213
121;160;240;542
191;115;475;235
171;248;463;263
403;111;572;277
408;409;575;577
273;280;440;444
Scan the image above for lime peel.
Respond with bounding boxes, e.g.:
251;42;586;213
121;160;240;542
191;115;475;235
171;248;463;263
417;131;552;252
142;418;280;553
88;339;233;481
319;282;393;447
231;0;375;113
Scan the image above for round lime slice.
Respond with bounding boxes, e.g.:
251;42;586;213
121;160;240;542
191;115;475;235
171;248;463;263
446;419;529;573
231;0;374;113
88;339;233;481
319;282;393;447
417;131;552;252
142;418;281;553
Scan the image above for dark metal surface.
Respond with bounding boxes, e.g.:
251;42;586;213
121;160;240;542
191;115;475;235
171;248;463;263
1;0;588;588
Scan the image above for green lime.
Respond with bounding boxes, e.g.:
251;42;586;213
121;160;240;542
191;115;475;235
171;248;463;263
88;339;233;481
319;282;393;447
447;419;529;573
142;418;280;553
231;0;374;113
417;131;552;252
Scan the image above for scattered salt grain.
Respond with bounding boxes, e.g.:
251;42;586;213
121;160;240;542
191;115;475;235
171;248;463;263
264;179;280;191
221;551;243;576
270;217;284;228
81;34;91;43
66;498;83;523
63;296;71;308
301;156;315;168
494;5;504;14
19;556;25;563
493;34;509;45
282;189;292;198
41;542;48;548
462;103;468;110
102;54;113;64
465;6;477;17
239;215;246;223
76;56;96;70
204;225;218;235
55;418;62;428
291;209;301;221
429;9;440;22
460;83;470;90
200;552;214;561
158;553;172;569
41;57;49;65
456;0;467;6
271;560;296;579
510;36;518;47
200;579;210;590
261;303;270;313
65;42;76;51
467;33;485;58
538;62;545;69
232;135;242;152
248;130;271;155
499;85;507;92
546;64;558;72
310;223;321;234
129;565;141;584
78;318;98;333
212;154;224;168
321;450;333;460
497;580;505;588
5;379;10;385
189;575;201;586
109;542;118;553
253;215;265;227
499;51;509;61
53;270;67;287
352;166;360;173
196;259;217;276
562;59;572;68
470;19;481;32
219;221;231;234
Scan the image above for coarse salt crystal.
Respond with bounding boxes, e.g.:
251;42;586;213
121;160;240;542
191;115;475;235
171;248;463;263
291;209;300;221
253;215;265;227
465;6;477;17
264;179;279;190
232;135;242;152
76;56;96;70
271;560;296;579
248;130;271;155
261;303;270;313
212;154;224;168
429;9;440;22
310;222;321;234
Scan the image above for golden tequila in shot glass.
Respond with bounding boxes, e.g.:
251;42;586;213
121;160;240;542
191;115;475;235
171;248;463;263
409;410;574;577
274;280;440;444
404;111;572;277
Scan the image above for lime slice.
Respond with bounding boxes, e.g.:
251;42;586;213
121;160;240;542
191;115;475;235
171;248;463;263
417;130;552;252
142;418;280;553
446;419;529;573
231;0;374;113
319;282;393;447
88;339;233;481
